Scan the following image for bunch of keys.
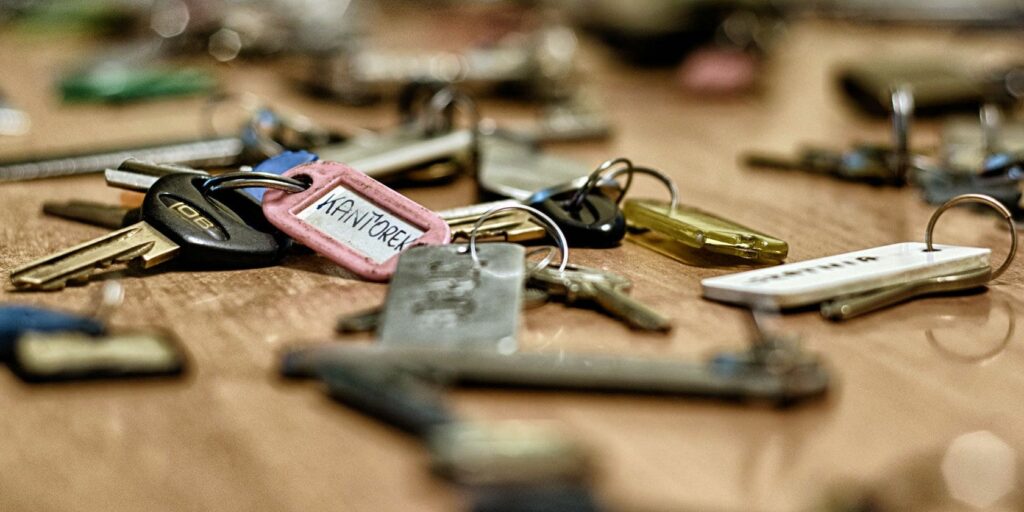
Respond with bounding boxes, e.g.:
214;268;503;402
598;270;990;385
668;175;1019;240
702;194;1016;320
566;158;789;263
10;171;294;290
743;86;915;186
0;282;184;381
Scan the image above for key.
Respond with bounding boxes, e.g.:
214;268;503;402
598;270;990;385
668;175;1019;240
743;86;914;186
43;200;139;230
622;198;789;263
306;22;578;105
261;161;451;281
0;305;105;360
477;135;594;201
10;330;185;382
280;336;830;404
104;159;209;192
440;200;546;243
529;264;671;332
0;136;248;182
524;185;626;248
376;244;526;351
10;173;289;290
820;265;992;321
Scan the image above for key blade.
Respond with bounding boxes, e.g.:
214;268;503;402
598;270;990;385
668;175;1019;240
589;281;672;332
43;200;135;230
0;137;243;182
10;223;179;291
820;265;992;321
105;160;209;192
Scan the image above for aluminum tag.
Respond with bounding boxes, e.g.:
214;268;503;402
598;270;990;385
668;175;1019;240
701;242;990;308
262;161;451;281
377;243;525;351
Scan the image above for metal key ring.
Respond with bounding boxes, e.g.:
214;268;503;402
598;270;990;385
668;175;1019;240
924;193;1017;280
468;204;569;272
566;157;634;212
201;171;310;194
524;245;560;275
606;165;680;212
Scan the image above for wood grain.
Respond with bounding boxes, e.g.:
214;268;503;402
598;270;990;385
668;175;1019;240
1;13;1023;512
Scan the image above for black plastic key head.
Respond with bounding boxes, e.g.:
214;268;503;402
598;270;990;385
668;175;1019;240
526;189;625;248
142;173;290;268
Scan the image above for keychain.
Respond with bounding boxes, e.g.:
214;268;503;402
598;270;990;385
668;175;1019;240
702;194;1016;320
570;158;789;263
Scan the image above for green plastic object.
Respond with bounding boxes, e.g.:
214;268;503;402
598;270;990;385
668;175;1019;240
60;67;216;104
623;198;789;264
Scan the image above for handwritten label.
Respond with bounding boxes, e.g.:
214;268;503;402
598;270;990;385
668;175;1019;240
296;184;425;265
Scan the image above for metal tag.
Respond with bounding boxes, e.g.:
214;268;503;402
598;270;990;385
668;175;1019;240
262;161;451;281
377;243;525;351
316;129;473;180
701;242;990;308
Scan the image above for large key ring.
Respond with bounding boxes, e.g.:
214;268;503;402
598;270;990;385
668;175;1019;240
468;204;569;272
924;193;1017;280
201;171;310;194
565;157;633;212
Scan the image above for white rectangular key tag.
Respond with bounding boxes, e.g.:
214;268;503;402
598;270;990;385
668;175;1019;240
701;242;990;308
377;243;526;352
262;161;451;281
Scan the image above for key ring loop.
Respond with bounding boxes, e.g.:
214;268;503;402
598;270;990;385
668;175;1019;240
924;193;1017;281
607;165;680;212
469;204;569;272
566;157;634;212
201;171;310;194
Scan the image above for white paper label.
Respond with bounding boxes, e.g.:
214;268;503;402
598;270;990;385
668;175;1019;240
296;184;425;264
701;242;990;308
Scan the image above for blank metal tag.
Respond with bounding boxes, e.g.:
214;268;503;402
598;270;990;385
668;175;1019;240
377;243;525;351
701;242;990;308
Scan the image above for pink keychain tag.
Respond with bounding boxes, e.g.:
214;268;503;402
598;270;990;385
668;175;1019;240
262;161;451;281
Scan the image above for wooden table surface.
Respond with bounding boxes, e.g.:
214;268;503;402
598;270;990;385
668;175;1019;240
2;10;1023;512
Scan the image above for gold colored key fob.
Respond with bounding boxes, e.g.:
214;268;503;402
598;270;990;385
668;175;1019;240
622;198;789;264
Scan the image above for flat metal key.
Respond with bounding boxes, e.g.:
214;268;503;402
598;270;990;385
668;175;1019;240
104;159;209;192
820;265;993;321
529;264;671;332
10;173;288;291
281;336;830;404
440;200;546;243
0;136;247;182
43;200;139;230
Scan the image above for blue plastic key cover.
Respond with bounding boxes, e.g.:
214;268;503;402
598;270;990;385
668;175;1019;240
247;150;319;201
0;305;105;360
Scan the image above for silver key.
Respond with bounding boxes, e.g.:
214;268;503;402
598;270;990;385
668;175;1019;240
104;159;208;192
530;264;672;332
476;135;593;201
9;223;178;291
281;334;829;404
318;128;474;181
0;137;244;182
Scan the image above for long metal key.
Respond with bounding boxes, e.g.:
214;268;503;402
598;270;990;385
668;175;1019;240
10;173;287;290
820;265;993;321
529;264;672;332
281;336;830;404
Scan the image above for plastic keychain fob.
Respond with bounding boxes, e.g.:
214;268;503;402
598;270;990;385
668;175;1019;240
262;161;451;281
525;188;626;248
143;173;291;268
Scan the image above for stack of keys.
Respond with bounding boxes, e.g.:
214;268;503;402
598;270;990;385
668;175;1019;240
702;194;1015;320
10;172;291;290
